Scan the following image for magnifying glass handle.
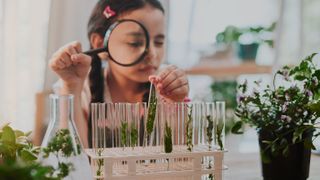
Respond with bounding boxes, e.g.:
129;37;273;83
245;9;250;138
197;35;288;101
83;47;107;56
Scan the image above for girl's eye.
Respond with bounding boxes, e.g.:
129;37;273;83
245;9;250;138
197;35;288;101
155;41;164;47
127;41;144;48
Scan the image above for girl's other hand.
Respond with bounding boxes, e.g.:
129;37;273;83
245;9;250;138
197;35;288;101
149;65;189;102
49;41;92;90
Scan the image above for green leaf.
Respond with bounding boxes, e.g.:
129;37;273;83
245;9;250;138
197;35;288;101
216;123;224;150
20;149;38;162
282;145;289;156
2;126;16;144
24;131;32;137
305;53;317;62
314;70;320;80
164;121;173;153
146;84;157;136
14;130;25;138
260;151;271;163
304;139;316;150
279;138;288;149
294;75;307;81
231;121;243;134
0;122;11;130
293;127;305;143
271;143;277;154
262;140;272;145
309;101;320;116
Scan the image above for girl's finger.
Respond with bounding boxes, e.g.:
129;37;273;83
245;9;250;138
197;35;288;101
158;65;177;81
162;76;188;93
71;53;92;66
65;45;78;56
60;52;72;67
52;58;65;69
149;75;158;84
71;41;82;53
161;69;184;89
167;84;189;97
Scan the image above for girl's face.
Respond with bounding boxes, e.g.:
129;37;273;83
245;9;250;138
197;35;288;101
108;4;165;83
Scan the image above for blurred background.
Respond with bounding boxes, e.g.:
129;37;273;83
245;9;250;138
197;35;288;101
0;0;320;179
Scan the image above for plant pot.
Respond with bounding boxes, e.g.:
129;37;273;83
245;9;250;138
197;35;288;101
236;43;259;61
258;129;311;180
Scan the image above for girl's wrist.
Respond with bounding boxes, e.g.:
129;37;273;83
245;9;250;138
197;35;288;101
61;82;83;96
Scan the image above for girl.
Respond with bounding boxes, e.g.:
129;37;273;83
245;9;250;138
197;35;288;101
49;0;189;148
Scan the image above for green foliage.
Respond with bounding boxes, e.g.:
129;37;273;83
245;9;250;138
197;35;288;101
215;22;276;47
43;129;79;158
164;121;173;153
0;162;55;180
206;115;214;150
130;122;138;149
0;125;75;180
207;159;214;180
0;125;39;164
120;121;128;148
216;124;224;151
146;85;157;136
96;149;104;177
233;53;320;163
42;129;80;179
186;105;193;152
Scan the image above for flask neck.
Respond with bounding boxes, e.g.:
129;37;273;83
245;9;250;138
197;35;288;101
50;94;74;129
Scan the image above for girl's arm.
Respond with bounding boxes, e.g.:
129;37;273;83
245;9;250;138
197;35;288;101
49;41;92;148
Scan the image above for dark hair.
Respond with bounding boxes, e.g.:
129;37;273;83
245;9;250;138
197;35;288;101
87;0;164;147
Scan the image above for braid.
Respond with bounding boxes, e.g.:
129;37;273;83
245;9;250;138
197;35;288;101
88;54;104;147
89;54;104;103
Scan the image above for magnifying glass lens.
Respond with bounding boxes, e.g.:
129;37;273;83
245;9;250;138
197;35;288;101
108;21;147;65
84;20;149;66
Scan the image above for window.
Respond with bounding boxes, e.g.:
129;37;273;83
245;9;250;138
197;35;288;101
167;0;279;67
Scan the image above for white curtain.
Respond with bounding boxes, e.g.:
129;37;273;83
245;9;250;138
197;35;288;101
0;0;51;131
43;0;97;90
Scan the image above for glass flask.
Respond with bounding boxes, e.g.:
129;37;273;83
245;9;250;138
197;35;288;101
41;94;93;180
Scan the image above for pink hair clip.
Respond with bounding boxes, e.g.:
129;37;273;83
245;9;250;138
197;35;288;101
103;6;116;19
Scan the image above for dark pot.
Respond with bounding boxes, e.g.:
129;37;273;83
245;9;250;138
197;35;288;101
237;43;259;61
258;129;311;180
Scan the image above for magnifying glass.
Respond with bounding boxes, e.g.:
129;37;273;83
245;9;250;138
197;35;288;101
84;19;150;67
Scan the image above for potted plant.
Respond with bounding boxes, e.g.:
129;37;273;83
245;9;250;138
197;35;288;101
232;53;320;180
215;22;276;61
0;124;75;179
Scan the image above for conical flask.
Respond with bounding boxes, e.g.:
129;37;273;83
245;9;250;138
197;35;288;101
41;94;93;180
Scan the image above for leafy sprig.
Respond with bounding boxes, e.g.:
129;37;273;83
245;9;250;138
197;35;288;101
130;122;138;149
96;149;104;177
216;124;224;150
164;121;173;153
164;121;173;171
186;105;193;152
42;129;80;179
120;121;128;148
146;84;157;136
206;115;214;150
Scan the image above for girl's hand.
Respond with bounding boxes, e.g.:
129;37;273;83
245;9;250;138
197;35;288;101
49;41;92;90
149;65;189;102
